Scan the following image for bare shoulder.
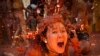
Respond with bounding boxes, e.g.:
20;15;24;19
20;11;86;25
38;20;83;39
25;44;43;56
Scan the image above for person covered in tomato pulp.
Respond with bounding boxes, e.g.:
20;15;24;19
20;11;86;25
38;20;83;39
25;14;69;56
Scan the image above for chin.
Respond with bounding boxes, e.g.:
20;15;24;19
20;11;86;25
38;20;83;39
56;48;65;54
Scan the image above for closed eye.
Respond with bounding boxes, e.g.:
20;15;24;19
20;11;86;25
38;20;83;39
61;30;66;33
52;31;57;34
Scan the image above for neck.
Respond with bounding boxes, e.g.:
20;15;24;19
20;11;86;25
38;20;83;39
49;51;59;56
45;50;62;56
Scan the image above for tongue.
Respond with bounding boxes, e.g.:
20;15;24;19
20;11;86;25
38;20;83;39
57;42;64;47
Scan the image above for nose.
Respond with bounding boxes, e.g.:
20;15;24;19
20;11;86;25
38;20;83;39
58;32;62;38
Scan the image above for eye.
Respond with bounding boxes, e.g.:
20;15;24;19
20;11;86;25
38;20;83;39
61;30;66;33
52;31;57;34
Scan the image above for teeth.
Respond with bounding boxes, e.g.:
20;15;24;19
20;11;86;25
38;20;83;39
57;42;64;47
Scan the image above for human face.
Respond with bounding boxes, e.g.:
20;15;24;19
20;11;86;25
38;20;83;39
46;22;68;54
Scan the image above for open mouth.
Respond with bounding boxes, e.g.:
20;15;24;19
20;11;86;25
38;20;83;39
57;42;64;48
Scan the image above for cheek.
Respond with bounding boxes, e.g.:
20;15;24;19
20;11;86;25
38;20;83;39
63;33;68;42
47;34;57;43
46;33;57;45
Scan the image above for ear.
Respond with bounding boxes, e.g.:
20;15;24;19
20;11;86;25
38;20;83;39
41;36;47;43
44;39;47;43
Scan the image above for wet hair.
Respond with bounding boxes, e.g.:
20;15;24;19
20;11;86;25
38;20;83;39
33;14;69;56
37;14;66;36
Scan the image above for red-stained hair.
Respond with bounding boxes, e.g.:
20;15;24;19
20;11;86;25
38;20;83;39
25;14;69;56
